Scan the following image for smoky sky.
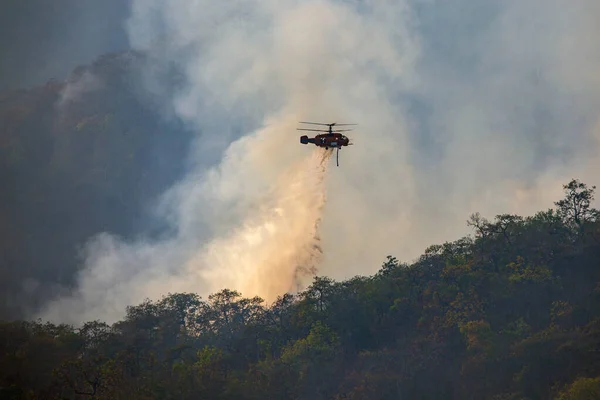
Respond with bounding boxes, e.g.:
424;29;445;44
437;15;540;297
25;0;600;324
0;0;131;91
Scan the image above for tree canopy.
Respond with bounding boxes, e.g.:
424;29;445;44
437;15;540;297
1;178;600;399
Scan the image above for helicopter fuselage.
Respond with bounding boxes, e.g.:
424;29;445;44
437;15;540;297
300;133;350;149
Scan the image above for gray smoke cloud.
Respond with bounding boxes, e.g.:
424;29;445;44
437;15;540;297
0;0;130;91
37;0;600;324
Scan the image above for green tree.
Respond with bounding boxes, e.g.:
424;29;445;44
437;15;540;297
556;376;600;400
554;179;599;234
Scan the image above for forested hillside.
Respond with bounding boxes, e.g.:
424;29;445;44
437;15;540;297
1;179;599;399
0;51;193;319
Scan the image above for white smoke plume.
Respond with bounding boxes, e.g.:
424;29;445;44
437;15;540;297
38;0;600;324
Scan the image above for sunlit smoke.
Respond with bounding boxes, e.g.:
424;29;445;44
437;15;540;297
37;0;600;324
38;112;335;323
186;145;333;300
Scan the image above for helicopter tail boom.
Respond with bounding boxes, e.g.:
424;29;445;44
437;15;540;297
300;135;315;144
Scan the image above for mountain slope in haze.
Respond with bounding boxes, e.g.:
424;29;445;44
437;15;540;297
1;179;599;399
0;51;194;319
0;0;130;91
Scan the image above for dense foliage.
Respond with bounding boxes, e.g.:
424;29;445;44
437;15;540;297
0;51;193;319
1;179;599;399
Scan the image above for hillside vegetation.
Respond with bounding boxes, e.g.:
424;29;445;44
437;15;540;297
1;179;599;399
0;51;193;319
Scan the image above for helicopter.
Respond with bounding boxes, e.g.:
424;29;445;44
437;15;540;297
298;121;356;166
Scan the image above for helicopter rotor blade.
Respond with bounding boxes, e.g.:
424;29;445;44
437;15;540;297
297;129;353;133
297;128;330;132
299;122;332;126
299;121;357;126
